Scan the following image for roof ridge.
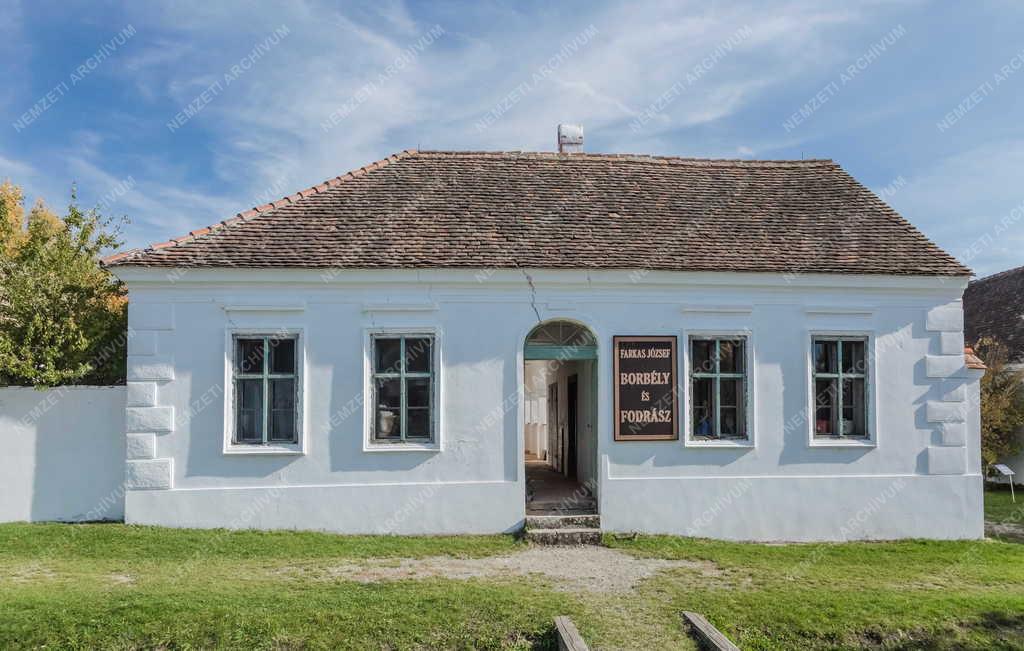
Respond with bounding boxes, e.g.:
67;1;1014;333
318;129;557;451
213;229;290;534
416;150;835;166
100;149;419;266
969;262;1024;285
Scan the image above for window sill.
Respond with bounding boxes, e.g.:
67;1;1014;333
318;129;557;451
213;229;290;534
223;443;304;456
809;437;875;448
685;438;754;449
363;441;441;453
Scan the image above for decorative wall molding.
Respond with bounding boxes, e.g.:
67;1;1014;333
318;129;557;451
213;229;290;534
926;401;966;423
927;446;966;475
803;305;874;317
126;433;157;460
925;304;963;333
362;302;439;313
125;381;158;407
925;354;966;378
939;331;964;356
125;458;173;490
221;303;306;313
126;406;175;433
127;356;175;382
940;422;967;446
680;304;753;315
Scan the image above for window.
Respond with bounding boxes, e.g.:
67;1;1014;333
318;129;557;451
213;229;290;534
689;336;748;441
371;334;435;444
812;337;868;439
232;335;298;445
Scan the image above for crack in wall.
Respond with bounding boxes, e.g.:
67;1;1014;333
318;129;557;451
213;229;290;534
517;265;542;324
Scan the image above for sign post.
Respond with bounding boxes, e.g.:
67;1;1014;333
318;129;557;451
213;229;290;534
992;464;1016;503
613;336;678;441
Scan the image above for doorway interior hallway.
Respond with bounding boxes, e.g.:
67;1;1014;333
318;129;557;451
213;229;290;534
525;460;596;514
523;321;599;516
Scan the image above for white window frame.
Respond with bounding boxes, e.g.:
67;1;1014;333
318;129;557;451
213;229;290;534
806;330;877;448
362;326;442;452
222;328;306;455
683;329;756;448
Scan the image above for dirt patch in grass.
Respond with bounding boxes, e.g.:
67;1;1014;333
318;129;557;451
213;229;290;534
3;563;56;584
107;572;135;585
277;545;719;593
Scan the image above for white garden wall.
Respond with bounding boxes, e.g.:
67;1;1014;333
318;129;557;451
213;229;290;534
0;386;126;522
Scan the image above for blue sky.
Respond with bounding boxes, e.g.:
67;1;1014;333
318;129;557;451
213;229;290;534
2;0;1022;277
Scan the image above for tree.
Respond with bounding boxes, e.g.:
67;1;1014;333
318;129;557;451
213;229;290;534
0;181;127;386
975;337;1024;468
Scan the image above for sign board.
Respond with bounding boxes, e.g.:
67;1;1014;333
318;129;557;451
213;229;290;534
613;336;678;441
992;464;1015;477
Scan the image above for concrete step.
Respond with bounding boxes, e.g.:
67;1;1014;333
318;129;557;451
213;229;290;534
525;514;601;530
525;527;602;546
525;499;598;516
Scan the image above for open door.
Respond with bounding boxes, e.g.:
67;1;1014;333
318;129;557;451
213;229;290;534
566;374;578;479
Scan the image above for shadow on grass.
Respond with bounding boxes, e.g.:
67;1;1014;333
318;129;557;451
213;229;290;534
857;612;1024;650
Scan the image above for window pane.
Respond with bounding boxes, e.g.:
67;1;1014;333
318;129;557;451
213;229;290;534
842;377;867;436
405;337;432;373
268;412;294;442
720;407;741;437
407;378;430;409
270;378;294;410
236;338;264;374
407;408;430;438
719;340;744;374
270;338;295;374
374;338;401;373
693;377;715;438
235;378;263;442
721;378;743;408
814;340;837;374
842;340;866;375
814;378;837;435
692;340;713;374
374;378;401;439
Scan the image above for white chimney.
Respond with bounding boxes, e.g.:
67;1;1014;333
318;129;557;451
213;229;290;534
557;124;584;153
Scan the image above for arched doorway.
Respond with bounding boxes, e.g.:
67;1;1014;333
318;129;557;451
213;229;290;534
523;320;598;514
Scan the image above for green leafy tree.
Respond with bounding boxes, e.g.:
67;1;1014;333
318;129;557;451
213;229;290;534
0;182;127;386
975;337;1024;467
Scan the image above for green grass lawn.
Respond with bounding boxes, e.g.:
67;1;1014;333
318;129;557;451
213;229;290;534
1;522;1022;650
985;483;1024;525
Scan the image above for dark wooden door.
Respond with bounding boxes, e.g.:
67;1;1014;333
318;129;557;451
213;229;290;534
567;374;578;479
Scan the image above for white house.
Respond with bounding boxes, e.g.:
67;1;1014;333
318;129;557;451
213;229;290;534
100;144;986;542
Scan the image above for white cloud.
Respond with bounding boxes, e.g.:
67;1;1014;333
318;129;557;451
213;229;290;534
6;0;1016;279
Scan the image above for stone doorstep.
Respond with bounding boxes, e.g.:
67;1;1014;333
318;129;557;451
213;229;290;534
526;514;601;529
525;527;603;546
525;499;598;516
524;513;602;545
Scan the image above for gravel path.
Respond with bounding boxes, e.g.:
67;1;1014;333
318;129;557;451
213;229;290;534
281;546;720;593
986;520;1024;542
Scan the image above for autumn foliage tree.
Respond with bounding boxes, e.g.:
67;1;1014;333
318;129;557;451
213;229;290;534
974;337;1024;468
0;180;127;386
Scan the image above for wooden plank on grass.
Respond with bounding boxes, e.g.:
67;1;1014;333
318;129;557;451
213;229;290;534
681;611;740;651
554;616;589;651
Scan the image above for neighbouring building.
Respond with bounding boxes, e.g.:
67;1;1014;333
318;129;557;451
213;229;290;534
99;140;986;541
964;264;1024;481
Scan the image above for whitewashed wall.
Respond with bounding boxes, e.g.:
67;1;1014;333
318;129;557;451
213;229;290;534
113;268;983;541
0;386;126;522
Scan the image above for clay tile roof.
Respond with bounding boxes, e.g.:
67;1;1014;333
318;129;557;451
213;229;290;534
964;264;1024;363
102;150;969;277
964;346;986;370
